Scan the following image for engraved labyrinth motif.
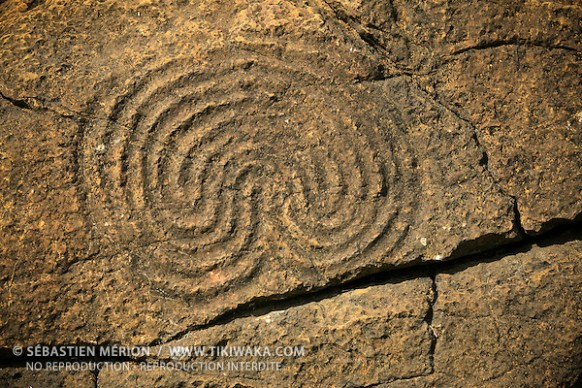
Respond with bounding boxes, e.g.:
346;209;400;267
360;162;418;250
79;51;417;299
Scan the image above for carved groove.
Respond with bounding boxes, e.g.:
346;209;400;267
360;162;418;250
79;50;417;300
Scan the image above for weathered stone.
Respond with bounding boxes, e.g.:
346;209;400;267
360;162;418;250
324;0;581;72
1;0;517;345
431;237;582;386
430;46;581;234
0;100;92;345
323;0;582;234
100;235;582;387
99;276;434;387
383;235;582;387
0;0;580;386
0;368;94;388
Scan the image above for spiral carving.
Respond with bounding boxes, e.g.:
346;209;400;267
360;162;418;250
79;50;417;300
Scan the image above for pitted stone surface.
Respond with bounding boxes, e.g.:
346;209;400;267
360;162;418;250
0;0;580;386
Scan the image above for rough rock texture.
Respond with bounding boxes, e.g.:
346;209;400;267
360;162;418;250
95;236;582;387
0;368;94;388
431;46;581;235
0;0;519;345
0;0;580;386
99;276;434;387
385;236;582;388
431;237;582;387
328;0;582;234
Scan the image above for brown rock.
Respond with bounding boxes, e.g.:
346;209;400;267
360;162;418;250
431;237;582;386
323;0;582;234
0;368;94;388
384;235;582;387
99;235;582;387
0;100;92;345
1;0;517;345
99;276;434;387
0;0;580;386
431;46;581;234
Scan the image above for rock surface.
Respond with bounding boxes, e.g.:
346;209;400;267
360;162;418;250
100;276;434;387
0;368;94;388
431;237;582;387
0;0;580;386
95;236;582;387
